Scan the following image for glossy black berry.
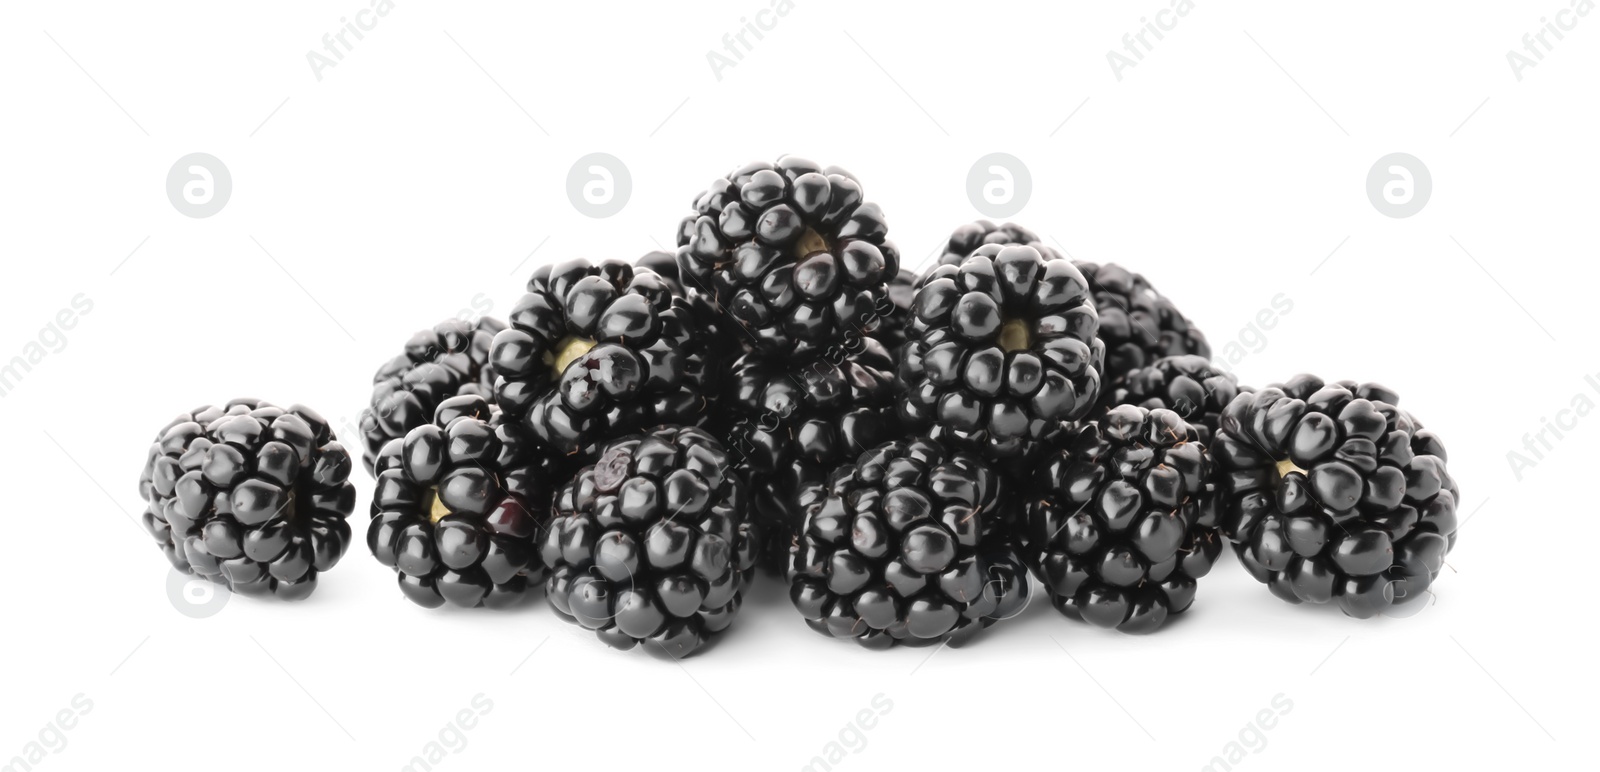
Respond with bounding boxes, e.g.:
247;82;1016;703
1026;406;1222;633
1075;261;1208;386
543;426;757;658
490;258;723;456
718;336;902;570
676;156;901;355
787;437;1030;649
900;243;1105;459
936;220;1062;266
1098;355;1249;443
359;317;503;474
368;395;560;609
1212;375;1459;618
139;399;356;600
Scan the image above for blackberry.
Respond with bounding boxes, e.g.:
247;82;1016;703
543;426;757;658
676;155;900;355
1212;375;1459;618
1098;355;1249;443
936;220;1061;266
787;437;1030;649
358;317;503;474
719;336;902;569
138;399;356;600
1025;406;1222;633
900;243;1105;459
367;395;557;609
1075;261;1208;386
490;258;722;456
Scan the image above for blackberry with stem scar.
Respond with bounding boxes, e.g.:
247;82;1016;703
1212;375;1459;618
676;155;900;355
359;317;503;474
786;437;1031;649
1025;405;1222;633
489;258;723;457
900;243;1105;460
139;399;356;600
543;426;758;658
368;395;559;609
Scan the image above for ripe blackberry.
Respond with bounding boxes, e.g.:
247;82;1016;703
367;395;558;609
1212;375;1459;618
787;437;1030;649
1075;261;1208;386
1099;355;1249;443
358;317;503;474
719;336;902;569
900;243;1105;459
139;399;356;600
1025;406;1222;633
936;220;1061;266
676;155;900;355
490;258;722;456
543;426;757;658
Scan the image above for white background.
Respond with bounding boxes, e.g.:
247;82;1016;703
1;1;1593;770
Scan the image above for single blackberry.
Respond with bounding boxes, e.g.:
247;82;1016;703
543;426;757;658
787;438;1030;649
900;243;1105;459
676;155;900;355
490;258;722;456
1075;261;1208;386
936;220;1062;266
139;399;356;600
1212;375;1459;618
1098;355;1249;443
359;317;503;474
718;336;902;569
367;395;558;609
1026;406;1222;633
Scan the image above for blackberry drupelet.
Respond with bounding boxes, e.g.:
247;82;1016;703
1212;375;1459;618
368;395;558;609
1099;355;1249;443
359;317;503;474
676;155;900;355
787;437;1030;649
139;399;356;600
1075;261;1209;386
543;426;758;658
1026;406;1222;633
873;268;920;352
936;220;1061;266
719;336;902;569
900;243;1105;459
490;258;722;456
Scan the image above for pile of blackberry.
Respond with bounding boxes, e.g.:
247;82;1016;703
133;159;1460;656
